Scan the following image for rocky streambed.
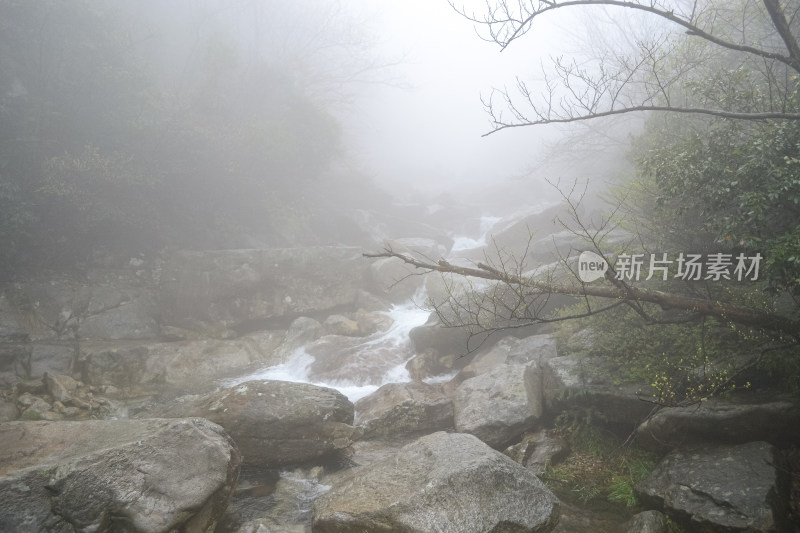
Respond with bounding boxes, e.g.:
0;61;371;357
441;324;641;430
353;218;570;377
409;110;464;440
1;214;798;532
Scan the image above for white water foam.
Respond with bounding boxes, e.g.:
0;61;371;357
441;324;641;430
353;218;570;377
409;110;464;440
220;295;431;402
450;215;502;252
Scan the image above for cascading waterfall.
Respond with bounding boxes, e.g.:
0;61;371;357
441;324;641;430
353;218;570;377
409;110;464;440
450;215;502;252
220;290;431;402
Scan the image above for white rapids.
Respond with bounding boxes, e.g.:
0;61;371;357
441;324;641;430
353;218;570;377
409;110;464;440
219;295;431;402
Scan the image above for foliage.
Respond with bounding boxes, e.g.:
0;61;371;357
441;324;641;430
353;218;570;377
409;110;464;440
556;296;800;404
541;422;658;507
635;110;800;296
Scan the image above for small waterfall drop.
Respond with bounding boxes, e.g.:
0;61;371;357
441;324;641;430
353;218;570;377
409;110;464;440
220;293;430;402
450;215;502;252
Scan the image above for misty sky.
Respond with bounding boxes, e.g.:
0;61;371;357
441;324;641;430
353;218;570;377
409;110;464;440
342;0;569;198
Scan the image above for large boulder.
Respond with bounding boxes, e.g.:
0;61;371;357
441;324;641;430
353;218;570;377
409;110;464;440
454;334;558;385
635;441;790;532
145;380;356;467
454;362;542;449
80;331;284;393
312;431;560;532
537;355;654;430
0;418;241;533
354;381;453;439
636;394;800;451
409;312;477;357
504;429;569;475
159;247;367;331
1;276;160;342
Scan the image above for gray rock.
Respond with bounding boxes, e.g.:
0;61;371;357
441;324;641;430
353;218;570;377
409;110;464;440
454;363;541;449
0;399;18;422
159;247;366;331
636;395;800;451
18;394;62;421
79;292;160;340
232;467;326;533
635;441;789;532
368;238;447;301
409;312;482;357
274;316;322;361
537;355;654;429
353;308;393;336
322;314;360;337
43;373;81;403
81;332;283;392
504;429;569;475
312;431;560;533
355;381;453;439
29;343;75;379
148;380;356;467
237;519;304;533
0;418;241;533
622;510;669;533
405;348;459;381
454;334;558;385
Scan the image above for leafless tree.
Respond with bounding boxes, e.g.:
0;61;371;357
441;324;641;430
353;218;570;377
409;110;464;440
365;181;800;343
450;0;800;133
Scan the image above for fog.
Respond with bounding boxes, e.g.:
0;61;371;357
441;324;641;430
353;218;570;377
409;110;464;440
3;2;799;531
342;0;564;198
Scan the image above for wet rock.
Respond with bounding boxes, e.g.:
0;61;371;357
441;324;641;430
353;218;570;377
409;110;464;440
312;431;560;532
504;429;569;475
306;331;413;387
538;355;654;430
454;362;542;449
159;247;367;331
79;292;160;340
275;317;322;361
237;519;305;533
322;314;360;337
636;394;800;451
0;418;240;533
622;510;669;533
43;372;81;403
18;393;62;421
0;399;18;422
368;238;447;301
405;348;458;381
635;441;789;532
147;380;356;467
409;312;481;358
355;381;453;439
28;343;75;380
230;468;327;533
14;378;46;395
353;308;393;336
81;332;283;393
453;333;558;386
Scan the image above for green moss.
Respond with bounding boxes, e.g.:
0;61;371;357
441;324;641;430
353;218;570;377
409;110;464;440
21;409;43;421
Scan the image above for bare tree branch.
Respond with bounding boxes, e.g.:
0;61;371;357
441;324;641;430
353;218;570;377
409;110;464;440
452;0;800;131
363;246;800;339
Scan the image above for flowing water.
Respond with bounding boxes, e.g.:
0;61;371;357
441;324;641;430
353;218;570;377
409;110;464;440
219;294;431;402
450;215;502;252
